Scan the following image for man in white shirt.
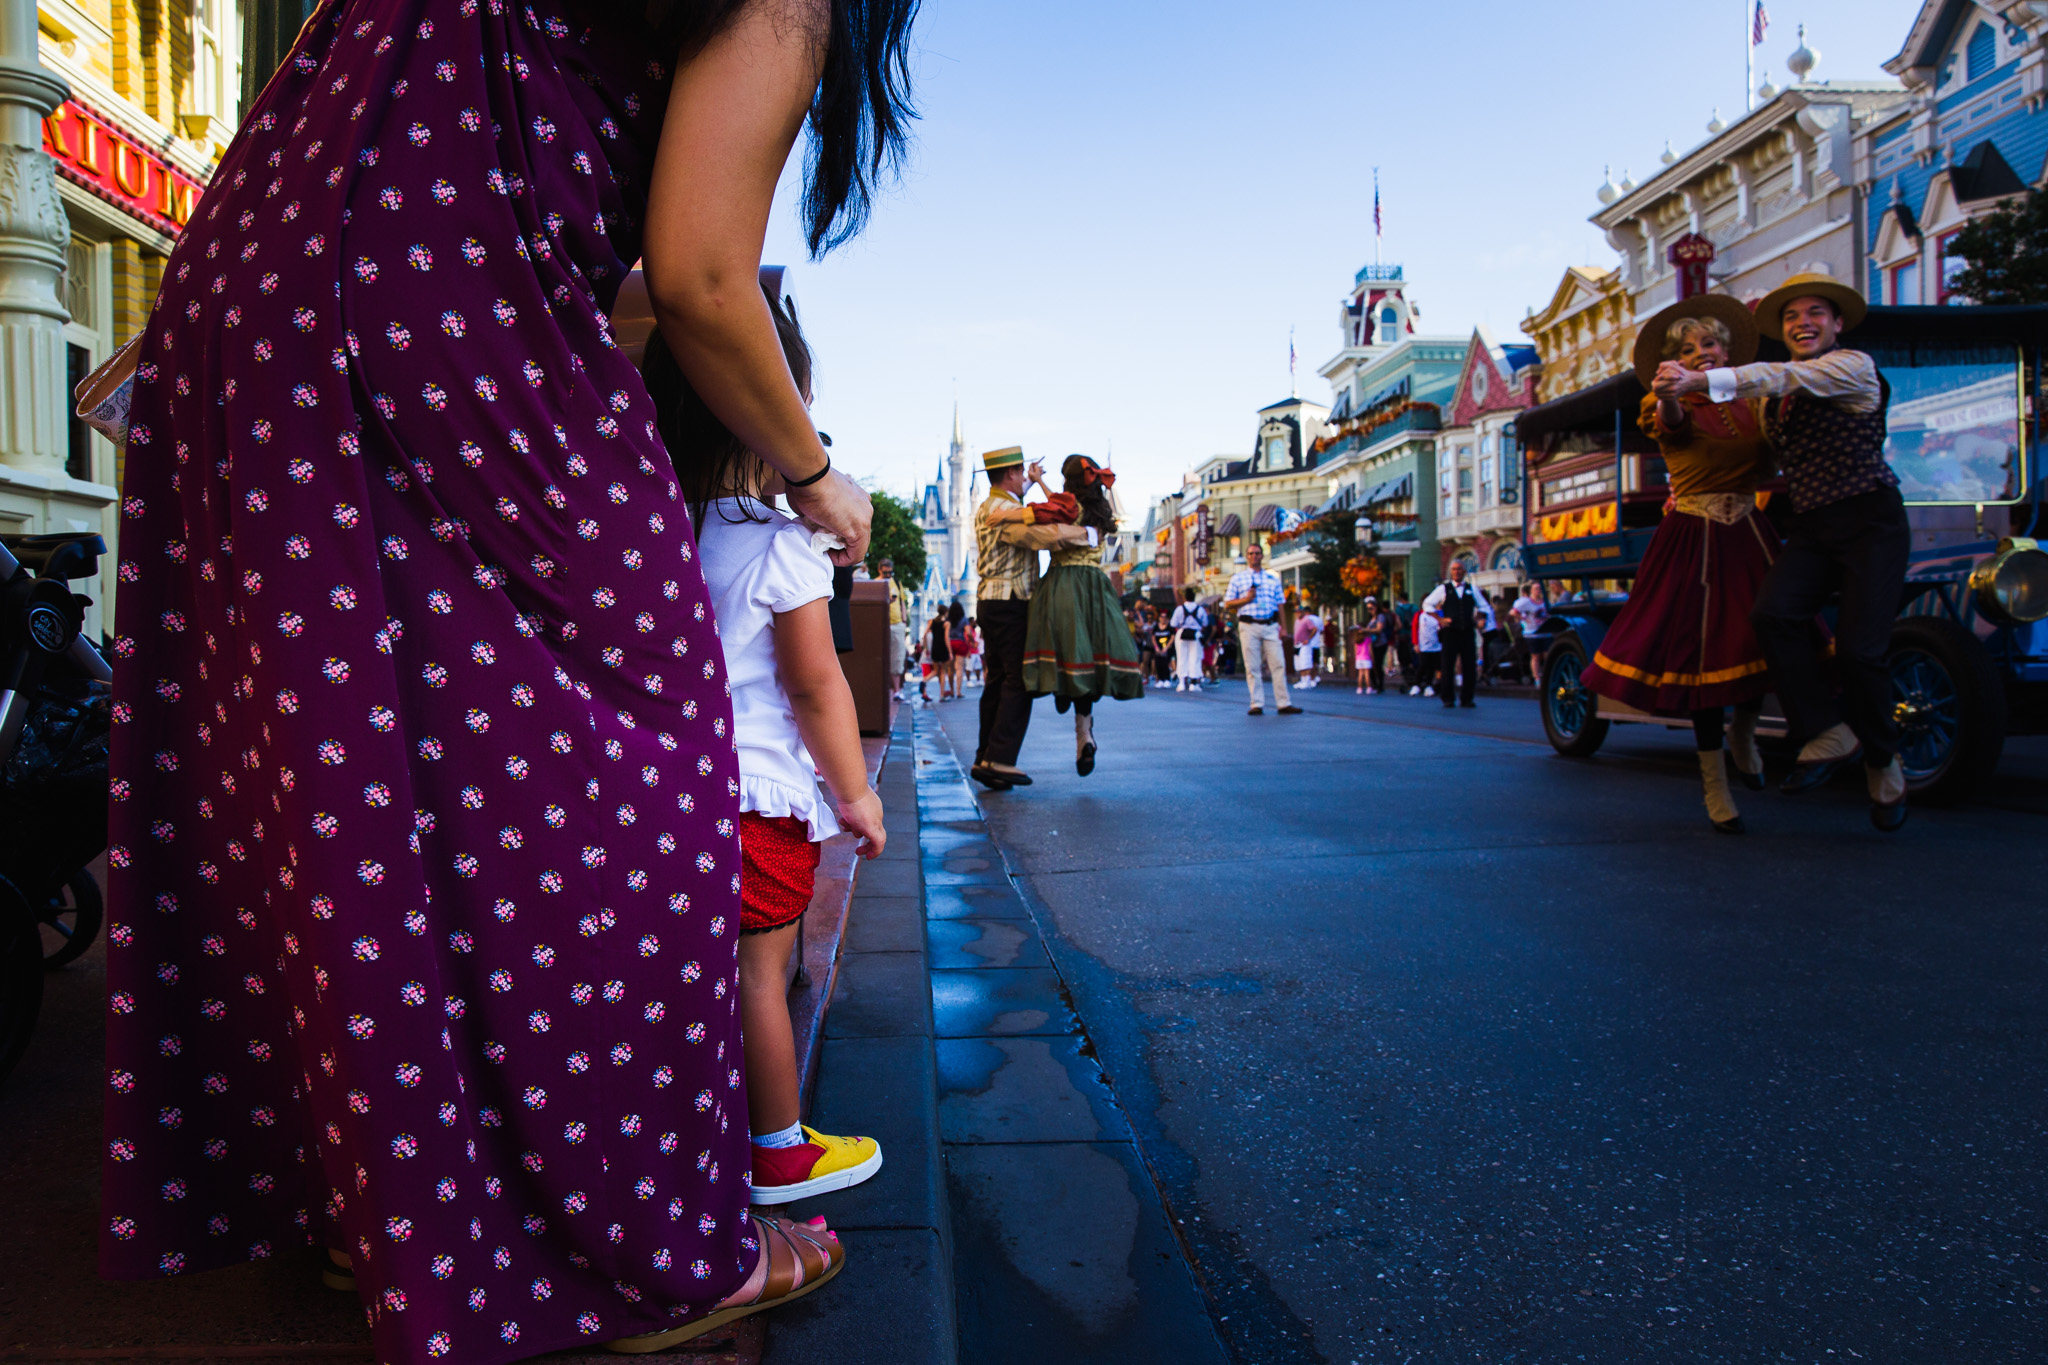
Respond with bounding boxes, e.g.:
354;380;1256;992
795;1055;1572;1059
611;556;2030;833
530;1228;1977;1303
1421;561;1494;708
1511;583;1549;683
1168;588;1208;693
1221;544;1301;716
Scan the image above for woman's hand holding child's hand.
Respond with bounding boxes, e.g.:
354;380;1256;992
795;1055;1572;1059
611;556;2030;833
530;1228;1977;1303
835;787;886;859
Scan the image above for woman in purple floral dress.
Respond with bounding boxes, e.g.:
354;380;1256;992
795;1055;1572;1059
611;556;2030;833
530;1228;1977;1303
99;1;912;1359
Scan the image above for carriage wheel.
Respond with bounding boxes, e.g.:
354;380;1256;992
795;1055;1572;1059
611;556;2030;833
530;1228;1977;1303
1541;634;1610;758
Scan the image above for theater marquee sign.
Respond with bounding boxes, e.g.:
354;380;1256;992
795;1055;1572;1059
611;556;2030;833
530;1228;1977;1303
42;98;206;236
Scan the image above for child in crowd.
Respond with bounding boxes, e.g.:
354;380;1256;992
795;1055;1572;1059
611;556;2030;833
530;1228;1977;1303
642;291;884;1206
1410;597;1440;698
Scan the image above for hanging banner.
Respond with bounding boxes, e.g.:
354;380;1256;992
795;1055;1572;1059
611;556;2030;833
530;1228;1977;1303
42;98;207;237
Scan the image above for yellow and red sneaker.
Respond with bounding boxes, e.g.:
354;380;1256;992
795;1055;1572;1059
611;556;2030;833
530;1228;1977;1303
749;1126;883;1205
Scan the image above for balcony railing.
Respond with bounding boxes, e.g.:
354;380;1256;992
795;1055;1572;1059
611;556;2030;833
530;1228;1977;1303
1360;405;1440;449
1354;263;1405;287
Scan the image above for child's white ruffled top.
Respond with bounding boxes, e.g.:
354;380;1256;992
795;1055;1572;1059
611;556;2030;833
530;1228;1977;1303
695;496;841;840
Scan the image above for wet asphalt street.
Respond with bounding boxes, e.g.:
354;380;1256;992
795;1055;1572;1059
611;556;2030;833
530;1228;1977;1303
925;677;2048;1364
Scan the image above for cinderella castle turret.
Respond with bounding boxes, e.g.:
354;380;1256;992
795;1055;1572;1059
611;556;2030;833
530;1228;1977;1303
917;404;976;618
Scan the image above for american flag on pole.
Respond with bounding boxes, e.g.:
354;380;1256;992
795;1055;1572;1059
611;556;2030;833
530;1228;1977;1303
1373;171;1382;239
1752;1;1769;45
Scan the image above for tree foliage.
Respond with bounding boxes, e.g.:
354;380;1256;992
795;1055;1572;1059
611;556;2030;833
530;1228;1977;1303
1948;189;2048;304
1299;515;1360;608
865;488;927;584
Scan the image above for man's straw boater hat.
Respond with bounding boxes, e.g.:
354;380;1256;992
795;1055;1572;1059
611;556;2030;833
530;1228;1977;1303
1754;271;1867;343
983;446;1025;473
1631;294;1759;388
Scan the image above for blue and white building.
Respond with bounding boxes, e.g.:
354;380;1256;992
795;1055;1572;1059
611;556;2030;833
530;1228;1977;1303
1866;4;2048;305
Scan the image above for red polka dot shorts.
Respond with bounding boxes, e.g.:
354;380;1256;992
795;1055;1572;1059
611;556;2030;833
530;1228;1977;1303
739;812;821;934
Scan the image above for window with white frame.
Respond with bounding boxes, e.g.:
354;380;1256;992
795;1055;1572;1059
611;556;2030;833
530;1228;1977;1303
1438;446;1454;515
190;0;242;132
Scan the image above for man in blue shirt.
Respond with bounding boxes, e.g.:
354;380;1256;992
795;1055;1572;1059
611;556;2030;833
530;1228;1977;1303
1221;543;1301;716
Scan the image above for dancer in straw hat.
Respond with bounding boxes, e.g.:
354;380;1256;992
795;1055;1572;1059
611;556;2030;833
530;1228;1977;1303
971;448;1091;791
1657;272;1909;831
1582;294;1777;832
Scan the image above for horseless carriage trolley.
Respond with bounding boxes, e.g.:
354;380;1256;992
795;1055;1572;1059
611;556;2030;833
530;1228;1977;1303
1517;303;2048;803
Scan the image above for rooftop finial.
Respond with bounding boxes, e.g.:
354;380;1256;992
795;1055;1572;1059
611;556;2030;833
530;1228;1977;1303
1787;25;1818;82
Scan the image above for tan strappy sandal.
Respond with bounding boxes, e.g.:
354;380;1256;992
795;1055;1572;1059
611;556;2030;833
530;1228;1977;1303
605;1213;844;1354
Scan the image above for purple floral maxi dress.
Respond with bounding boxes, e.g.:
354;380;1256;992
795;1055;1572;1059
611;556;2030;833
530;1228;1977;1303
100;4;758;1360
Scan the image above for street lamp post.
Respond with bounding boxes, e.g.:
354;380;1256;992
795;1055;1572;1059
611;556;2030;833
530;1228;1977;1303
0;0;72;475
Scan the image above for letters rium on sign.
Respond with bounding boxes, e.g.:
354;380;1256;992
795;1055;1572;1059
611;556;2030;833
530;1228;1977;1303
41;99;205;235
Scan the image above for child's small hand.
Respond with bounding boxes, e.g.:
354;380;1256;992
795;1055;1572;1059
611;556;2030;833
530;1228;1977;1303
836;787;886;859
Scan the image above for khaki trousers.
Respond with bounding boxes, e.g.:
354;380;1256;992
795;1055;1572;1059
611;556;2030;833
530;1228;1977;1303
1238;620;1290;709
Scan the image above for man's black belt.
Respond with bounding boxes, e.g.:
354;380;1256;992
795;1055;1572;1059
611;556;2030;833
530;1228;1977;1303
1238;615;1275;623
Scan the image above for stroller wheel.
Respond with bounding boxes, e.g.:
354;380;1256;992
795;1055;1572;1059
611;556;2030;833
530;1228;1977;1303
39;868;103;971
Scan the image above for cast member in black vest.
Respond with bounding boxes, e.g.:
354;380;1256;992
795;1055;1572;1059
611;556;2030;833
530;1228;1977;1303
1422;561;1493;708
1658;273;1908;831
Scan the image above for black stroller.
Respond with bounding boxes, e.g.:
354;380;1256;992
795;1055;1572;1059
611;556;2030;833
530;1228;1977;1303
0;531;111;1083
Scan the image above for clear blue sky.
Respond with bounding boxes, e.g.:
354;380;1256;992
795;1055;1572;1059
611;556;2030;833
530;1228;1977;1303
757;0;1925;514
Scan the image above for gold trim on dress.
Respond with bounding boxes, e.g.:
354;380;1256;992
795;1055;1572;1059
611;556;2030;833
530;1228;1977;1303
1671;493;1756;525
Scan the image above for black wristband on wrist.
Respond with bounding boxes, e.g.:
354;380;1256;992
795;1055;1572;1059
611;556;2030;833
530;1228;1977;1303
786;451;832;489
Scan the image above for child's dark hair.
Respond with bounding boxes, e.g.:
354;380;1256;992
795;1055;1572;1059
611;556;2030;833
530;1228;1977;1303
642;284;813;535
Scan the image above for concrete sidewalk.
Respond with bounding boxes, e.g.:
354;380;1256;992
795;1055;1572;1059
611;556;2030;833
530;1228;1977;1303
907;706;1224;1365
759;706;955;1364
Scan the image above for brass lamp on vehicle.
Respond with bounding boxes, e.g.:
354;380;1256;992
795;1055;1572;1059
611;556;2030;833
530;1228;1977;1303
1967;537;2048;626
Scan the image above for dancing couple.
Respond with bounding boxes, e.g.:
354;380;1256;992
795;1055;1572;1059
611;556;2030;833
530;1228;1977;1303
972;451;1142;789
1583;273;1910;833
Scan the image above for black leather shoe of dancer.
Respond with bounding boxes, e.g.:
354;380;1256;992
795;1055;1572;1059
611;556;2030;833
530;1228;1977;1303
969;762;1014;791
1870;796;1907;832
1780;753;1858;794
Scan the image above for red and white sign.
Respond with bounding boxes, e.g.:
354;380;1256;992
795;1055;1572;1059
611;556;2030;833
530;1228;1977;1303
41;98;207;236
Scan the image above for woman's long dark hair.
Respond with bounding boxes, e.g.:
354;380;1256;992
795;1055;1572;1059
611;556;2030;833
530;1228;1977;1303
1060;455;1117;538
643;284;813;533
659;0;920;256
946;599;965;628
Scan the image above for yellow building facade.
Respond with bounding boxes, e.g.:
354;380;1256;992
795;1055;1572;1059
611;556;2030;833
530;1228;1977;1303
1520;265;1634;407
0;1;243;632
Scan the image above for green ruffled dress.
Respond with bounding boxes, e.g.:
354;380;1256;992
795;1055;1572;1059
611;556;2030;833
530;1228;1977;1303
1022;541;1146;701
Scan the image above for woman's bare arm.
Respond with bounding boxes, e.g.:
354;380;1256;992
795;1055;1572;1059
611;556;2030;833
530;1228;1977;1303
642;2;872;563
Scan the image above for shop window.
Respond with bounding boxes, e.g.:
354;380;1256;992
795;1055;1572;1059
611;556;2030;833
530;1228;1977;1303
1966;22;1996;83
66;344;91;481
188;0;243;136
1938;231;1967;304
1891;259;1920;306
1480;454;1496;508
1457;466;1474;515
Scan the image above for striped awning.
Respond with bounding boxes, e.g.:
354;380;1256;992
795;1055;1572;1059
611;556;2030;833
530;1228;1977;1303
1215;512;1243;536
1250;503;1281;532
1362;472;1413;506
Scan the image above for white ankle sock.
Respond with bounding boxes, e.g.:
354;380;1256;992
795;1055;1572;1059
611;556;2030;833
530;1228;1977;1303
751;1121;805;1149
